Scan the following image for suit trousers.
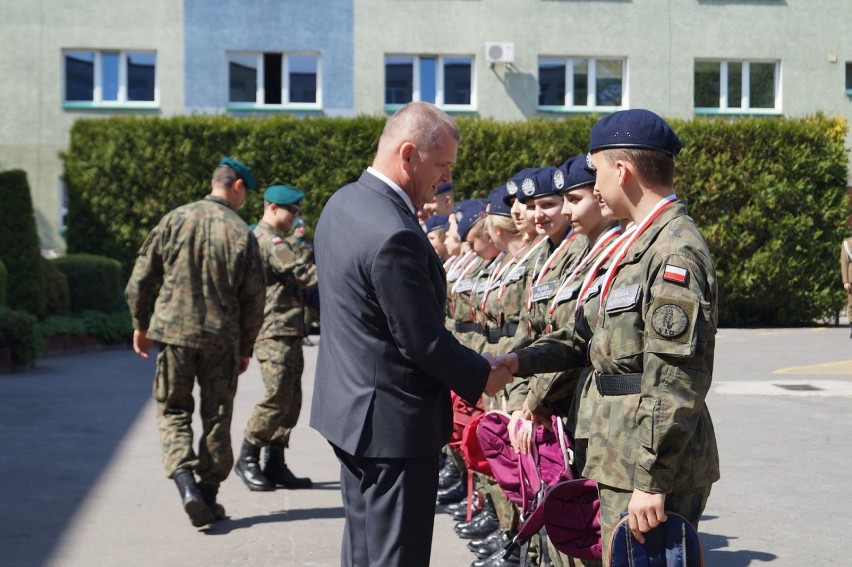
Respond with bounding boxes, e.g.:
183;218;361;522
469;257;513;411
331;443;439;567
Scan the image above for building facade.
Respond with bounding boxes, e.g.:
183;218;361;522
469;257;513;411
1;0;850;253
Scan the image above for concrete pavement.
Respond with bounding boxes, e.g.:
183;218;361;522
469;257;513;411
1;326;851;566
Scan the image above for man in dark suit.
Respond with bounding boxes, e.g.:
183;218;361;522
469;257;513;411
311;102;512;566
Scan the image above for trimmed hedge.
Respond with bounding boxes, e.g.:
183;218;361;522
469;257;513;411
0;307;43;369
42;257;71;315
52;253;125;313
0;170;46;317
63;114;849;325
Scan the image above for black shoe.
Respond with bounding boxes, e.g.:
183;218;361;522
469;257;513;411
446;489;480;515
302;337;315;347
473;531;511;559
454;509;488;532
457;511;500;539
264;445;313;489
436;479;466;504
173;468;216;527
438;459;461;489
198;483;226;521
234;440;274;491
471;545;521;567
467;526;503;550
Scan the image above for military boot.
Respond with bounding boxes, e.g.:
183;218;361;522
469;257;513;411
198;483;226;521
264;444;313;489
234;439;274;491
173;468;216;527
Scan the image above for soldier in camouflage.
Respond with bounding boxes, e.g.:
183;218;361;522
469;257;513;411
125;156;266;527
234;184;318;492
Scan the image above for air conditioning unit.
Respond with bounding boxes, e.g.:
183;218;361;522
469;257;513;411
485;42;515;64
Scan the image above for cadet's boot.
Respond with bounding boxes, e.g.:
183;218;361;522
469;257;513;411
264;444;313;489
234;439;275;491
198;483;226;521
173;468;216;527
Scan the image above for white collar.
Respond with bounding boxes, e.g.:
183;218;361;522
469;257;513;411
367;166;416;216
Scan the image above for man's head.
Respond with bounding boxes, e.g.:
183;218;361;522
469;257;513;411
423;182;456;216
292;217;307;238
212;156;257;210
423;214;450;259
373;102;460;208
262;184;304;232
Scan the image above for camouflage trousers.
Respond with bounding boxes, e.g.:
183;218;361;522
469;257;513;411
154;344;239;485
244;336;304;448
597;484;711;567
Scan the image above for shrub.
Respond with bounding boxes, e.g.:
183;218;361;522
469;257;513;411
42;257;71;315
0;258;7;308
81;309;133;345
0;170;46;317
0;307;43;369
38;315;86;338
52;253;125;313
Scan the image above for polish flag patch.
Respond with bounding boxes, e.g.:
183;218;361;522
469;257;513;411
663;264;688;284
271;236;283;245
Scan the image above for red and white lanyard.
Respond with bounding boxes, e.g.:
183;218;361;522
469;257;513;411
497;237;547;301
526;231;576;311
480;252;514;310
548;225;622;316
597;194;678;310
450;251;479;295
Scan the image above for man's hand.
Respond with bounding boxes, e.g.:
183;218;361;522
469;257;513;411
491;352;519;376
627;489;667;544
483;363;512;397
238;356;251;374
132;330;153;359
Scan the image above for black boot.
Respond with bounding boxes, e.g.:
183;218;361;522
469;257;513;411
234;439;274;491
173;468;216;527
264;445;313;489
198;483;226;521
438;458;461;489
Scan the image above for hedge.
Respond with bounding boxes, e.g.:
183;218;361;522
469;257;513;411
0;308;43;369
52;253;125;313
0;170;46;317
42;257;71;315
63;114;849;326
0;258;7;308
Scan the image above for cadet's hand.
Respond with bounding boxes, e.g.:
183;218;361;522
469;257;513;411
627;489;667;544
508;410;532;454
845;282;852;293
491;353;519;376
238;356;251;375
132;330;153;359
483;364;512;397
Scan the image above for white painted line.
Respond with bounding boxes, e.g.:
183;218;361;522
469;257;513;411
714;380;852;397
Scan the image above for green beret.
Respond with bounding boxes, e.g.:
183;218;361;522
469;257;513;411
219;156;258;191
264;184;304;206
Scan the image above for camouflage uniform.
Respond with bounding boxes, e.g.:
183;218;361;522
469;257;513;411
447;254;490;352
125;195;265;484
840;237;852;320
245;220;318;449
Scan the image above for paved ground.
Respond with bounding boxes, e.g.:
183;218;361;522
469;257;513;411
1;326;851;566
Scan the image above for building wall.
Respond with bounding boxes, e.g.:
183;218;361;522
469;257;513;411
0;0;184;253
183;0;353;115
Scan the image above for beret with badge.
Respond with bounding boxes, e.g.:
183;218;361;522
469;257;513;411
587;109;683;158
435;182;455;195
486;185;512;217
515;166;559;204
423;213;450;234
504;167;538;206
554;155;596;195
455;199;488;241
219;156;258;191
263;184;304;206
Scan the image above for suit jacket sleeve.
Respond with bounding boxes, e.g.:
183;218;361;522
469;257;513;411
371;227;489;404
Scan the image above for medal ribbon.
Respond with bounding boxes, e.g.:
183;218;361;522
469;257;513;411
597;195;678;311
450;251;480;295
497;237;547;301
526;231;576;311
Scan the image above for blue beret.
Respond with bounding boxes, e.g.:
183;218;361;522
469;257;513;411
504;168;538;206
454;199;487;241
588;109;682;157
263;184;304;206
423;214;449;233
554;155;596;195
219;156;258;191
515;166;558;204
436;182;454;195
487;185;512;217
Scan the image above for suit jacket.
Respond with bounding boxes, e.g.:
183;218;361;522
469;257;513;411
310;170;490;458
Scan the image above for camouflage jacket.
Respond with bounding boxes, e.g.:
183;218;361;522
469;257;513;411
254;221;318;339
124;195;266;357
447;254;491;352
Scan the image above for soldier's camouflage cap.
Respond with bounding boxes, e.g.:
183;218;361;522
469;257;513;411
219;156;258;190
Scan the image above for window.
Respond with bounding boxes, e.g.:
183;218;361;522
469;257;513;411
694;60;780;114
384;55;474;109
846;62;852;95
227;52;321;109
63;50;157;107
538;57;625;111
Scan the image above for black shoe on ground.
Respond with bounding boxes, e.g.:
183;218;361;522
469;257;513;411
473;531;512;559
198;483;226;521
234;440;275;491
173;468;216;527
436;479;466;504
471;545;521;567
456;511;500;539
438;459;461;489
467;526;503;550
264;445;312;489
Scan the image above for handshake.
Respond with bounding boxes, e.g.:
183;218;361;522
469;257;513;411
481;352;520;396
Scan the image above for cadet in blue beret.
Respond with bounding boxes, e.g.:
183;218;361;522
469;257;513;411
424;181;456;217
504;168;539;242
235;182;317;493
424;213;450;260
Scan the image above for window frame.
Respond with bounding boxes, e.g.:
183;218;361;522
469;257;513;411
694;59;782;116
383;54;476;113
62;49;159;110
225;51;323;112
536;56;627;114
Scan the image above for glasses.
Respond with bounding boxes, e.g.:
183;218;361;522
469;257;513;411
282;204;300;215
